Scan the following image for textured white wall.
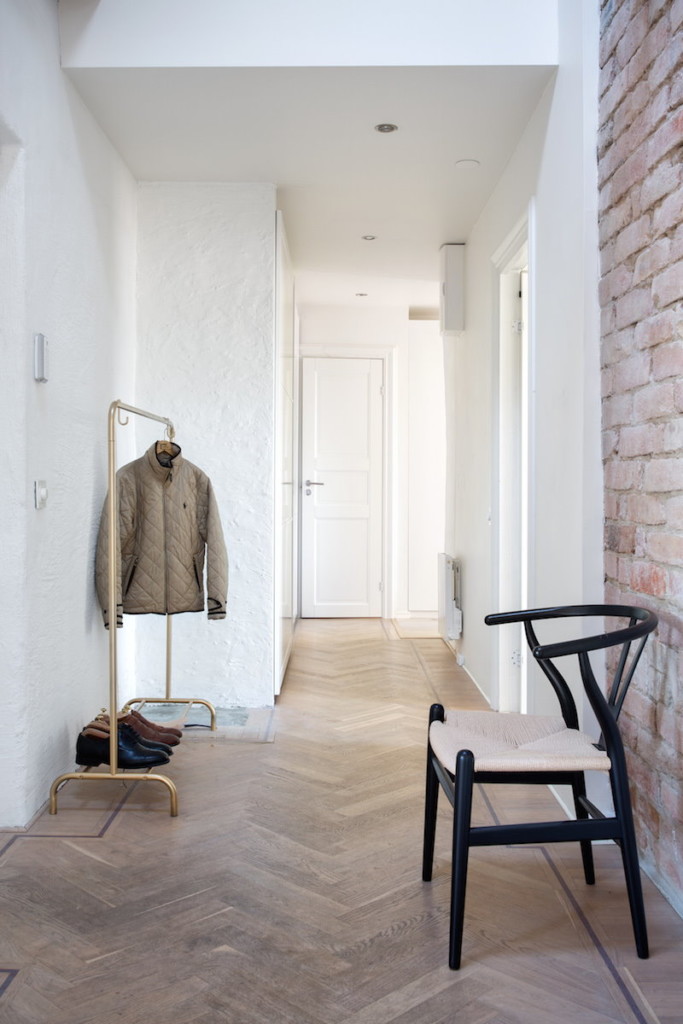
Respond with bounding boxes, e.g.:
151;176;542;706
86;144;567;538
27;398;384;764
0;0;137;825
134;182;277;709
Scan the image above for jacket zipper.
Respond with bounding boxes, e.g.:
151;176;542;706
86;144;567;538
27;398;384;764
163;469;171;612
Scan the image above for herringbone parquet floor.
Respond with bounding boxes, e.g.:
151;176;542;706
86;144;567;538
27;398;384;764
1;619;682;1023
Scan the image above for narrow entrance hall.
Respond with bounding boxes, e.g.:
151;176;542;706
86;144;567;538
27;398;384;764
1;620;682;1023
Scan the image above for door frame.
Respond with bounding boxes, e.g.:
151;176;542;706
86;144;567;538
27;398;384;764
491;212;535;712
298;343;395;619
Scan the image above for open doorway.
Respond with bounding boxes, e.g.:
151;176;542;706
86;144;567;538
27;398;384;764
495;233;530;712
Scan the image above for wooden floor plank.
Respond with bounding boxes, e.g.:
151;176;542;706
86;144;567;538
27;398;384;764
1;619;682;1023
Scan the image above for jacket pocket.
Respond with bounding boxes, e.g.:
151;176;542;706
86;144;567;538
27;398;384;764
123;557;138;596
193;550;205;593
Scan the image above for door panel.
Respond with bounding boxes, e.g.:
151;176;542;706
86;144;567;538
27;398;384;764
301;357;383;617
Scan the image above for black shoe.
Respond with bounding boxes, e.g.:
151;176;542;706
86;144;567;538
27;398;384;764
119;722;173;756
76;728;170;769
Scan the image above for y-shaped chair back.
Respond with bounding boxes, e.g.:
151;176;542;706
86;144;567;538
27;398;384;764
422;604;657;969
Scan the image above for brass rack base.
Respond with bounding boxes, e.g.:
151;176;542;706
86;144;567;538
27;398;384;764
49;769;178;816
122;697;218;731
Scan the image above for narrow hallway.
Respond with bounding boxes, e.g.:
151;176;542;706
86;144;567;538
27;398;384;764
1;621;682;1023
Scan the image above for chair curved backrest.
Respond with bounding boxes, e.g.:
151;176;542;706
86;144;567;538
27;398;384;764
484;604;658;752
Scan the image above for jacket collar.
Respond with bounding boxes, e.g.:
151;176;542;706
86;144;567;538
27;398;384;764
145;442;183;479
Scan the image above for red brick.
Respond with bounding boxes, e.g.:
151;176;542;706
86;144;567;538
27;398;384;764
658;703;683;754
606;521;637;553
617;6;650;68
614;213;652;262
601;265;635;305
648;108;683;167
671;66;683;107
664;494;683;528
675;379;683;411
621;493;666;524
634;309;679;348
674;0;683;33
633;381;676;420
603;428;619;460
630;557;670;595
652;259;683;308
653;185;683;236
614;348;652;391
653;340;683;380
640;160;681;213
601;0;638;68
601;64;630;122
603;391;634;427
605;549;620;579
659;777;683;825
672;222;683;260
633;237;671;284
605;457;641;490
602;301;617;335
602;325;636;366
600;238;616;275
661;416;683;452
611;144;650;203
602;365;615;397
599;194;634;245
614;285;653;328
598;117;614;159
643;457;683;492
618;422;659;456
648;531;683;567
649;28;683;90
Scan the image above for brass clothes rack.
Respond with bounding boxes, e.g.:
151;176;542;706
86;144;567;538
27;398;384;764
49;399;214;816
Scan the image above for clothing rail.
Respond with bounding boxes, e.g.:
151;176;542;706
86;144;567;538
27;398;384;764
49;400;187;815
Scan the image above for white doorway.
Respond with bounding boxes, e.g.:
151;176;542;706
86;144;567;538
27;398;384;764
300;356;384;617
495;238;530;712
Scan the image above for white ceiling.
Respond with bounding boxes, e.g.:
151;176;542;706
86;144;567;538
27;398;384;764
66;64;554;307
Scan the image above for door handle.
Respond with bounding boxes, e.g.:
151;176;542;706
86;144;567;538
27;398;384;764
305;480;324;487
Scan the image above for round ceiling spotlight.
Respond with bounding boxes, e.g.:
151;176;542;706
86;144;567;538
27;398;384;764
455;158;481;170
362;235;377;241
374;123;398;133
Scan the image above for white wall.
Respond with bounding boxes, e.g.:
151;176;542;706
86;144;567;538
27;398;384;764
444;0;602;716
299;306;445;618
59;0;558;69
0;0;137;825
134;182;277;710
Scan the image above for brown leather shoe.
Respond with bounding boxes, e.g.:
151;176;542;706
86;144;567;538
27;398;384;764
129;708;183;738
96;714;181;746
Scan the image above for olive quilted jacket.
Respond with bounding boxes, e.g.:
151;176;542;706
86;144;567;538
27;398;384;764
95;443;228;628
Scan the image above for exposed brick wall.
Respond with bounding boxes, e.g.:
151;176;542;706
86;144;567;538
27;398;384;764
599;0;683;909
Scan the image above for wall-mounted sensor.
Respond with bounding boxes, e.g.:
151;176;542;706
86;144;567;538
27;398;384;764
34;333;48;382
34;480;48;509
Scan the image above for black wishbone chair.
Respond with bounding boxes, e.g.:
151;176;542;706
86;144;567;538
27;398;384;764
422;604;658;969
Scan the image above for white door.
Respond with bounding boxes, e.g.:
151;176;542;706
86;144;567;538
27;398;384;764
301;357;383;617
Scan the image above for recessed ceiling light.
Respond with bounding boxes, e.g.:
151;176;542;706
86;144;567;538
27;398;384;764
455;158;481;169
356;292;368;297
375;123;398;133
362;235;376;241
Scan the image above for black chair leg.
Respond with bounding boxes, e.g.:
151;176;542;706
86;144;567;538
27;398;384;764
422;704;445;882
612;763;649;958
571;774;595;885
449;748;474;970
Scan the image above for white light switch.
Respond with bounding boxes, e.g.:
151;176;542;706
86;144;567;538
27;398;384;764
34;480;48;509
34;333;48;382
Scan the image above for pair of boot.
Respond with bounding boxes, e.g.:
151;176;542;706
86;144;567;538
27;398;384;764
76;710;181;769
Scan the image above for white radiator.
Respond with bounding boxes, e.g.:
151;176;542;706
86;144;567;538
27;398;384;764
438;553;462;641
